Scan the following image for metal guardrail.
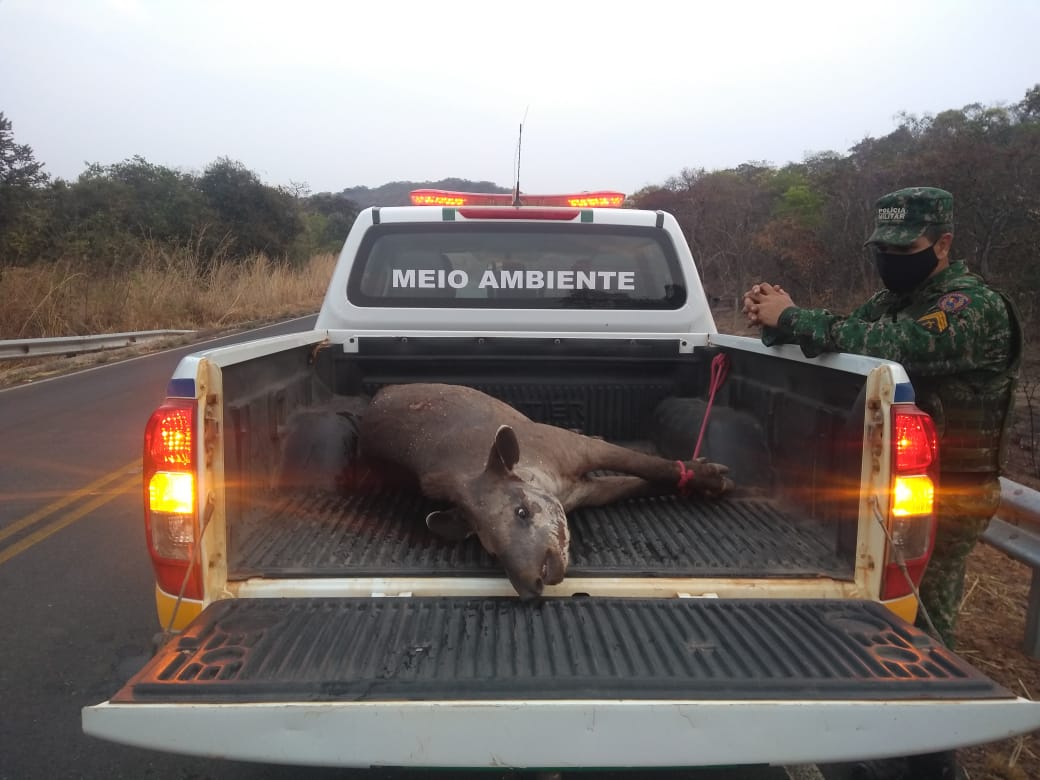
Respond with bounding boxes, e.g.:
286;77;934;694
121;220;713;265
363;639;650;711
995;477;1040;528
0;330;195;360
984;477;1040;658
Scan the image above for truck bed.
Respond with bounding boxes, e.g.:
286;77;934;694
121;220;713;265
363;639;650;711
221;340;865;586
229;488;850;581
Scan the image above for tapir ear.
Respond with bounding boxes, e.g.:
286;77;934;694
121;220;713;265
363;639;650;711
426;508;474;541
486;425;520;475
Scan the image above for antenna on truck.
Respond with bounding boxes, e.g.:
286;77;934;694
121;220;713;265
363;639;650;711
512;107;528;207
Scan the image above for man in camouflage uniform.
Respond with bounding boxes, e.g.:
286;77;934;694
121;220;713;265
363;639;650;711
742;187;1021;648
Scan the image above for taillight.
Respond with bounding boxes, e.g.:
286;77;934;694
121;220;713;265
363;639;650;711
894;410;938;473
143;399;202;601
881;405;939;600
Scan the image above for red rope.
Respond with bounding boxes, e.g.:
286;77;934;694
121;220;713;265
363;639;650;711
676;461;697;493
676;352;730;493
695;353;731;459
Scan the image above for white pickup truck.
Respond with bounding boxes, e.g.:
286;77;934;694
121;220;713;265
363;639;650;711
84;190;1040;771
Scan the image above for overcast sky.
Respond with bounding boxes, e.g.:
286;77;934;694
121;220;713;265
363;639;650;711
3;0;1038;196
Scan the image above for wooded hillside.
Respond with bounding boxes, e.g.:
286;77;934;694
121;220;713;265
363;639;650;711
627;84;1040;332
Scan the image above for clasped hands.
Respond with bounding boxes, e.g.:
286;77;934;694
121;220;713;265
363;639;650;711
741;282;794;329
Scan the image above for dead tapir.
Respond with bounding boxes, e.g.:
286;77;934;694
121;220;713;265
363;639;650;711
359;382;733;599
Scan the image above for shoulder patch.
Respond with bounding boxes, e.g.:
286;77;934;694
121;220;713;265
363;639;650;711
917;310;949;334
937;292;971;313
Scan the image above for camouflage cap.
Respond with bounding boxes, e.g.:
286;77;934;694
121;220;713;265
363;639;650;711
864;187;954;247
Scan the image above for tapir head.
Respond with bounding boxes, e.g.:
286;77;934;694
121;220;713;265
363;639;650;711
426;425;570;600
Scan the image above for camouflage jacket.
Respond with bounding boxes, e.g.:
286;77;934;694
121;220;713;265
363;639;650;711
762;261;1021;474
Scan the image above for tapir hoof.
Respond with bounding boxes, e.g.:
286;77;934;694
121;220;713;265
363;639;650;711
678;458;734;498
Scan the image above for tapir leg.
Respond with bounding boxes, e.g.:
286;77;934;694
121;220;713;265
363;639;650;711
560;475;662;511
579;438;683;483
575;437;732;498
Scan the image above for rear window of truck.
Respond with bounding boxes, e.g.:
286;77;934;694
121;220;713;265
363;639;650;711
346;223;687;309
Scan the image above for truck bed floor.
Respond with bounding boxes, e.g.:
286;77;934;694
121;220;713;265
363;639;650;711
230;490;849;581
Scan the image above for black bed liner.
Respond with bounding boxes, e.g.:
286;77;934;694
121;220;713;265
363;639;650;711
230;490;849;580
114;597;1010;704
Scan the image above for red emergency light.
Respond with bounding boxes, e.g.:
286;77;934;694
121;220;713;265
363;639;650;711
409;189;626;208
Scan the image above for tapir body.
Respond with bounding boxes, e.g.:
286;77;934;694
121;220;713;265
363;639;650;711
359;382;733;598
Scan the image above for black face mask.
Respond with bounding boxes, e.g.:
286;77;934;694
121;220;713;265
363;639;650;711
874;243;939;294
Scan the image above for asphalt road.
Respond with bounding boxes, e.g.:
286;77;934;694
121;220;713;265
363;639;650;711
0;318;871;780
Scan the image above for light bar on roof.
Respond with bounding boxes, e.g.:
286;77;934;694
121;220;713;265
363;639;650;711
409;189;626;208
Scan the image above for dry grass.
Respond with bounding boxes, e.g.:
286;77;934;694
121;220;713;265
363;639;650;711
0;248;337;339
956;543;1039;780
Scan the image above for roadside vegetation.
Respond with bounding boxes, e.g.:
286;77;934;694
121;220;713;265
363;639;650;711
0;246;336;339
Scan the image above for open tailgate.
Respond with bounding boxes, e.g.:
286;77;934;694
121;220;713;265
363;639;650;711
83;596;1040;768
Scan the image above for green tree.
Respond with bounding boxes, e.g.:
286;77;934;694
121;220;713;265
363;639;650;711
0;112;50;264
199;158;302;259
39;156;212;270
301;191;359;253
1019;84;1040;121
